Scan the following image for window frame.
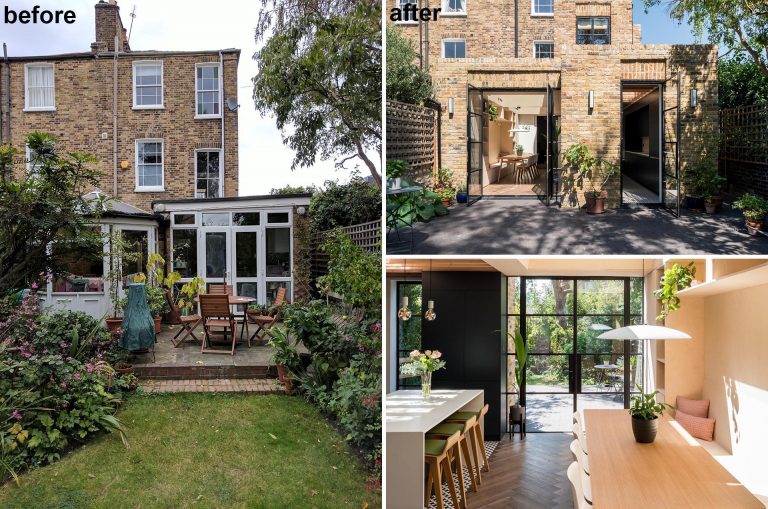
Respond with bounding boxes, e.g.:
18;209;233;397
576;16;611;45
132;60;164;110
533;40;555;59
442;0;467;16
135;138;165;192
442;39;467;59
194;63;221;119
395;0;419;24
531;0;554;17
194;149;223;198
24;63;56;112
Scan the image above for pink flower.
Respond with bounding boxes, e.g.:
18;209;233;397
86;363;94;373
344;335;352;342
358;344;365;352
73;373;82;381
372;322;382;333
11;409;22;420
60;382;68;390
31;282;38;290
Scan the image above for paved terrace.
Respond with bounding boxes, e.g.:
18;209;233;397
391;200;768;254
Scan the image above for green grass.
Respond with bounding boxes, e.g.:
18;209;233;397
0;393;380;509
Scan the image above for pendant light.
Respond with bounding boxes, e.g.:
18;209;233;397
597;258;691;342
397;259;412;321
424;259;437;321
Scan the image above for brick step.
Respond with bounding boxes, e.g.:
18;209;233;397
133;363;277;380
141;378;284;394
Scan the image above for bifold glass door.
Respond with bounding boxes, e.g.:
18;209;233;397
202;229;230;286
233;230;259;299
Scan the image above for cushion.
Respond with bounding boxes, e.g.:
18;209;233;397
427;422;464;436
676;396;710;418
676;410;715;441
424;439;447;457
446;410;479;422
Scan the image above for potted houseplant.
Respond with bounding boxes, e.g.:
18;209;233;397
564;143;618;215
386;159;408;190
487;104;499;122
104;233;138;332
515;143;524;156
434;167;457;207
733;193;768;236
653;262;696;320
266;327;300;392
456;182;468;204
507;328;527;425
629;385;671;444
400;350;446;397
689;163;726;214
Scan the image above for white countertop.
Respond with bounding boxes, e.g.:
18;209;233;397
386;389;484;433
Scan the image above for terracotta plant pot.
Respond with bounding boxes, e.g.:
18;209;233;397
105;318;123;332
154;316;162;333
114;363;133;375
710;195;724;212
704;201;717;214
631;415;659;443
746;219;764;236
584;192;607;214
440;198;453;208
276;364;294;392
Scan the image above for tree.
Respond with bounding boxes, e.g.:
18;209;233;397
719;54;768;108
643;0;768;79
0;132;103;293
269;185;317;195
386;25;434;104
252;0;382;186
309;176;381;232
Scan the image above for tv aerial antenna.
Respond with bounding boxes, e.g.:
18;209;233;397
127;5;137;43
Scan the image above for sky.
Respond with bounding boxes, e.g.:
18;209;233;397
1;0;358;195
632;2;701;46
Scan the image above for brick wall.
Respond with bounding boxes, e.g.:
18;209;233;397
0;51;240;212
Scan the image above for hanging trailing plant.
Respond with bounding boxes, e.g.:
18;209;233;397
653;262;696;321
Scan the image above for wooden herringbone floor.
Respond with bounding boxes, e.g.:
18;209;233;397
469;433;573;509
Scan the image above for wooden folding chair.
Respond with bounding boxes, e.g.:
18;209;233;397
199;294;237;355
209;284;251;340
272;286;287;307
165;289;201;348
331;307;366;329
247;306;282;346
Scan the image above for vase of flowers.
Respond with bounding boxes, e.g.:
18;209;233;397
400;349;446;397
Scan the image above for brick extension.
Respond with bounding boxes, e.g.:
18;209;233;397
141;378;285;394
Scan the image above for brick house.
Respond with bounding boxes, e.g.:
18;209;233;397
392;0;718;212
0;0;310;318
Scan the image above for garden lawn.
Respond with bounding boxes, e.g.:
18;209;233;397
0;393;379;509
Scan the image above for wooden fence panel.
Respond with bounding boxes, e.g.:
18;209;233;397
386;100;436;184
311;220;381;279
720;105;768;197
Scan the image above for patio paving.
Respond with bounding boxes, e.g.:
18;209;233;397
390;200;768;254
141;378;284;394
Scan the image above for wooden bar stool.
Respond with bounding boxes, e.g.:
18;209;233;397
445;404;491;478
425;430;462;509
426;415;479;503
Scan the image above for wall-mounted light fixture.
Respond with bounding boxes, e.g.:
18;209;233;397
588;90;595;110
690;89;698;108
448;98;455;115
296;206;306;216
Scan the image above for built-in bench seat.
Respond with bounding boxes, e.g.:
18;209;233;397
696;438;768;505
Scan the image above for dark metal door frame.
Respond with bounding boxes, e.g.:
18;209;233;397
662;74;681;216
466;85;484;205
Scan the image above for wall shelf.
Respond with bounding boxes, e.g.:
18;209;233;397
677;262;768;298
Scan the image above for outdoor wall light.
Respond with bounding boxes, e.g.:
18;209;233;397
296;206;306;216
690;89;698;108
448;97;454;115
588;90;595;110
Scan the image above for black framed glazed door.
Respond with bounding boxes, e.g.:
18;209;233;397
662;74;681;216
545;84;556;206
467;85;483;205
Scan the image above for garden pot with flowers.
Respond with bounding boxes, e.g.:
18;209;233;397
400;349;446;397
434;167;457;208
105;233;139;332
266;327;300;392
733;193;768;236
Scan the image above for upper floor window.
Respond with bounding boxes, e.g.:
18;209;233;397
196;63;220;118
133;61;164;109
577;17;610;45
443;0;466;15
442;39;466;58
531;0;554;16
24;63;55;111
396;0;418;23
195;150;221;198
136;139;164;192
534;41;555;58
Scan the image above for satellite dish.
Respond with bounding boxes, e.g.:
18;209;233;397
226;98;240;111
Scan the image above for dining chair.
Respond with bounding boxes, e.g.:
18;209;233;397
425;430;462;509
164;289;201;348
247;306;283;347
567;461;592;509
199;294;236;355
570;438;590;475
426;414;479;500
572;420;588;455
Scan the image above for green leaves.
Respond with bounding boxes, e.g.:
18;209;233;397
654;262;696;321
386;25;433;104
630;385;671;420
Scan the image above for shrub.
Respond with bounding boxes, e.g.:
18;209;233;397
309;177;381;232
386;25;433;104
733;193;768;222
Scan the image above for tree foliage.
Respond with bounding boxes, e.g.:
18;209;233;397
269;185;317;195
309;177;381;232
252;0;382;186
643;0;768;79
0;133;103;294
386;25;433;104
719;54;768;108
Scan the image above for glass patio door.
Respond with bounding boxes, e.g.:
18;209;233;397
466;85;483;205
201;229;230;286
545;85;556;206
663;76;681;216
232;229;260;300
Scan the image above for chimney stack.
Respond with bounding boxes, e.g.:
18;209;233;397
92;0;131;54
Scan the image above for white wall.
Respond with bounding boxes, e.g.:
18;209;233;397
515;114;537;155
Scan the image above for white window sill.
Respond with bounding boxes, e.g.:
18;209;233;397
135;187;165;193
132;105;165;111
531;12;554;17
194;114;222;120
23;107;56;112
441;11;467;17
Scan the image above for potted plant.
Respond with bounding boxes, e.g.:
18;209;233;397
507;328;527;425
266;327;300;392
564;143;618;214
653;262;696;320
142;253;170;332
386;159;408;190
629;385;671;443
456;182;468;204
515;143;524;156
247;303;270;319
434;167;457;207
487;104;499;122
114;359;133;375
733;193;768;236
688;164;726;214
400;350;446;397
104;233;139;332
